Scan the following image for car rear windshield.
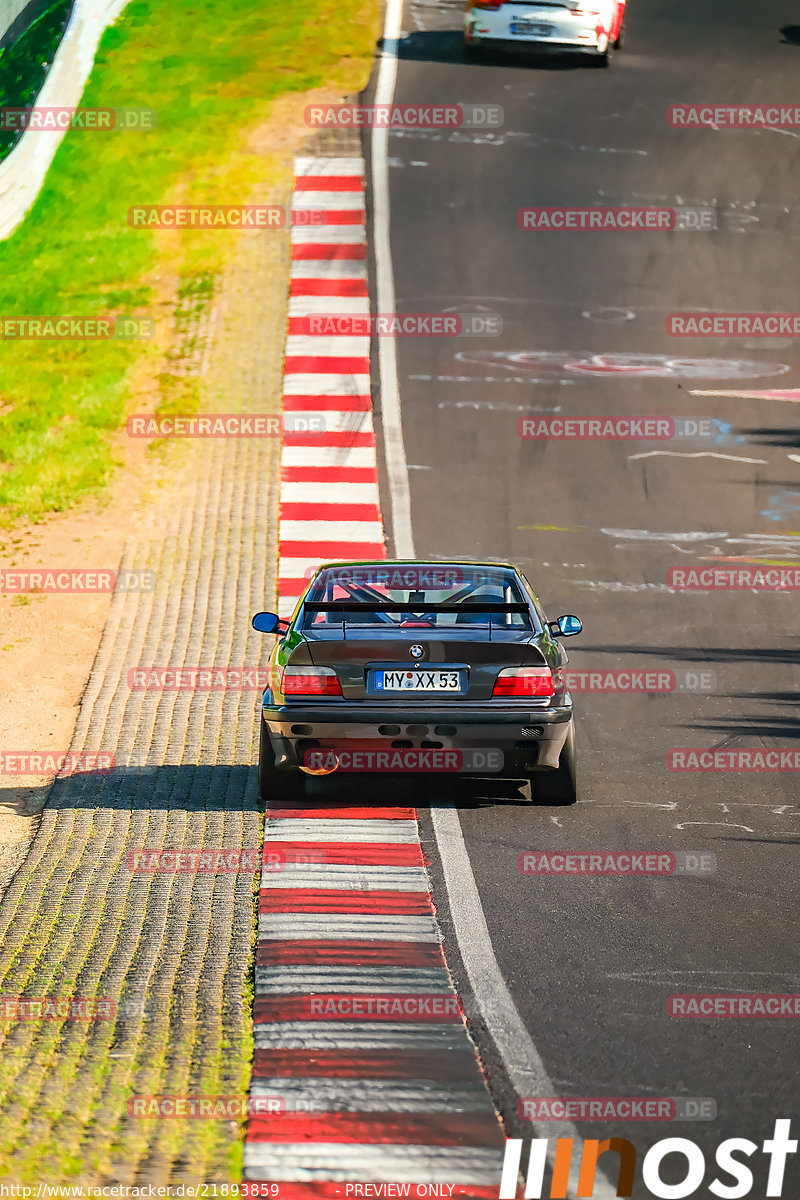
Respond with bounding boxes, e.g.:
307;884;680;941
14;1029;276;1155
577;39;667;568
299;564;535;630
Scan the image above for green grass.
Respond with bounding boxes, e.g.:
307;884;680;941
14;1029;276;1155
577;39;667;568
0;0;380;524
0;0;75;161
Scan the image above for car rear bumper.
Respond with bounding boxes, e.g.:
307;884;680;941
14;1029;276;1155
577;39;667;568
262;701;573;772
468;36;606;54
465;6;609;51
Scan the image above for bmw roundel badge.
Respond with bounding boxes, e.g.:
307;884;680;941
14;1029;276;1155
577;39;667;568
409;644;424;659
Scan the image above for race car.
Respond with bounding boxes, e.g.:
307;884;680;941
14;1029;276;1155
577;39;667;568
252;560;582;804
463;0;627;65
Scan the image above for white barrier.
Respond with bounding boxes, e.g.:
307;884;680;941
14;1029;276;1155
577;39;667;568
0;0;130;240
0;0;34;42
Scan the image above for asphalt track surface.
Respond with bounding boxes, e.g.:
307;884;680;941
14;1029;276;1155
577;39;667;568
359;0;800;1192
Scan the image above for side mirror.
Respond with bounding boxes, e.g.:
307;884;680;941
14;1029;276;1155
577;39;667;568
252;611;282;634
549;614;582;638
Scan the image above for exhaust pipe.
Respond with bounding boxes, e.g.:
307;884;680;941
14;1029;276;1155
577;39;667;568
299;751;340;776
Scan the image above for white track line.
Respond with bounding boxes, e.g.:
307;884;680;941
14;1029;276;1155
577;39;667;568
254;966;453;992
289;296;370;316
291;192;366;210
629;450;768;464
251;1077;490;1111
283;373;372;394
257;912;441;940
263;817;419;841
243;1143;502;1183
254;1022;470;1050
372;0;415;558
372;2;617;1195
279;481;382;504
259;864;429;890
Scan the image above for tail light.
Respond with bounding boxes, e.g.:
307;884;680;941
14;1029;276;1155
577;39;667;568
282;666;342;697
493;667;555;698
472;0;505;8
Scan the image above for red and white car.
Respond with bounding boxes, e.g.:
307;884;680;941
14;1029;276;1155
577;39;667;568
464;0;627;65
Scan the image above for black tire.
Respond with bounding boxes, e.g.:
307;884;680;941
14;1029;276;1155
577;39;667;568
613;15;625;50
258;720;305;803
530;723;578;805
464;38;483;60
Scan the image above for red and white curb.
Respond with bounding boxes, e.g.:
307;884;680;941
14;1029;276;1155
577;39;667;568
278;156;386;620
244;157;506;1196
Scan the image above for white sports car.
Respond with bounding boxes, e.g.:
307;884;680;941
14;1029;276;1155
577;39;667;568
464;0;628;65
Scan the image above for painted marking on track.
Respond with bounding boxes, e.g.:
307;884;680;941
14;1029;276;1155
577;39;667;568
628;451;768;464
456;350;791;380
372;3;414;559
572;580;677;593
437;400;562;412
691;388;800;402
371;9;617;1197
601;528;727;541
409;372;576;385
675;821;755;832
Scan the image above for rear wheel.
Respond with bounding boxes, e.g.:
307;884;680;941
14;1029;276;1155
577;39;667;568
464;37;483;60
258;720;305;803
530;723;577;805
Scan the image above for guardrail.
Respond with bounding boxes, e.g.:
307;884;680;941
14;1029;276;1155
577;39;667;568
0;0;129;240
0;0;68;47
0;0;36;45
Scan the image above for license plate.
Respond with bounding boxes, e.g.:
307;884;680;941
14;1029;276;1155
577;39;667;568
510;20;552;35
373;669;464;693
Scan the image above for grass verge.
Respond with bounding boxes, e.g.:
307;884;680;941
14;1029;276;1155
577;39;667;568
0;0;379;525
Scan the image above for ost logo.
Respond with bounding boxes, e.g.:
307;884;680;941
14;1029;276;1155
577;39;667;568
499;1121;797;1197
